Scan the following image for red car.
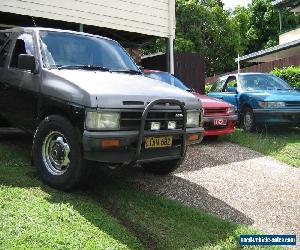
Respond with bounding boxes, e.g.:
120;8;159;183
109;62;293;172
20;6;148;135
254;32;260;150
144;70;237;137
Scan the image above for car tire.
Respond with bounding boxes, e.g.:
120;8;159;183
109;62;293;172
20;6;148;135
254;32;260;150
142;159;182;175
32;115;85;190
242;107;256;132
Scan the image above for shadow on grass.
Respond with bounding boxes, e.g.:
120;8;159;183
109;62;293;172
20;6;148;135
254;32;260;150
0;130;143;249
0;129;257;249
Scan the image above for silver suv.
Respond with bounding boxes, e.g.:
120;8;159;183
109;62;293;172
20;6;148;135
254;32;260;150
0;27;204;190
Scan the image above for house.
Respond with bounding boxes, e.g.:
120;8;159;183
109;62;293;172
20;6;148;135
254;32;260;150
0;0;176;71
237;0;300;64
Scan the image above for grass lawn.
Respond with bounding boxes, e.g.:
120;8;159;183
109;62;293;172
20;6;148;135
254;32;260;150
221;127;300;168
0;143;143;250
0;138;281;249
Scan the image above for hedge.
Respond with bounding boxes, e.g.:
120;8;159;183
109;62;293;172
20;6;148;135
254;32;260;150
271;66;300;89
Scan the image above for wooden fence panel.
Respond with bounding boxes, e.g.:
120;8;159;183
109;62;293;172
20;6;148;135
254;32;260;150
142;52;206;93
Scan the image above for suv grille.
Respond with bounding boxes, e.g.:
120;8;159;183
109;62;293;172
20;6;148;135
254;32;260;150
120;110;184;131
204;108;227;116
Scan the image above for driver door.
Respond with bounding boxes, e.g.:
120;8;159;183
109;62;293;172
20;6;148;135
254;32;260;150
5;32;40;132
221;76;239;109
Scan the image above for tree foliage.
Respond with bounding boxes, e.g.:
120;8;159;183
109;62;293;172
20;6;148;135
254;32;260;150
142;0;300;76
272;66;300;89
175;0;240;76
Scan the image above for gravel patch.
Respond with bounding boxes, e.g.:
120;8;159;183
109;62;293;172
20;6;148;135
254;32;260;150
117;140;300;244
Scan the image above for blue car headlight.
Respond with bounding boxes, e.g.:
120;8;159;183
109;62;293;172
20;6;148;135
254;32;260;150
258;101;285;108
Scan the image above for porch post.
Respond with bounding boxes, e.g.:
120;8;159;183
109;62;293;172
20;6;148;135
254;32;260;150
168;0;175;74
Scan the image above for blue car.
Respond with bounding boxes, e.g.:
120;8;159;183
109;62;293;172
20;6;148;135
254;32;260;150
208;73;300;131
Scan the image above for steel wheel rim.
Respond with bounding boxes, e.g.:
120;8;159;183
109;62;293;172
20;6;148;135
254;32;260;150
42;131;70;175
244;112;253;131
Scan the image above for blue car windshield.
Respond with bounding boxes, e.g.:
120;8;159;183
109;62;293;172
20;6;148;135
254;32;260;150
239;74;292;91
39;31;138;71
145;72;191;91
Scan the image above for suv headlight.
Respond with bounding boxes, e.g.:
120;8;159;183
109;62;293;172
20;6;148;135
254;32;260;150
258;101;285;108
187;112;200;127
86;112;120;130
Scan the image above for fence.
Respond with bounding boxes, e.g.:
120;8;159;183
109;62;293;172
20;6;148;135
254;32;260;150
205;54;300;84
141;52;206;93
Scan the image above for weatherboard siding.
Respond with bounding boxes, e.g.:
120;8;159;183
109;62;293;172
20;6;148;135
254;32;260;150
0;0;170;37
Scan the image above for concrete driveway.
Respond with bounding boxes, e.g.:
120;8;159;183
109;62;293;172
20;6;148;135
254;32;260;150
116;139;300;242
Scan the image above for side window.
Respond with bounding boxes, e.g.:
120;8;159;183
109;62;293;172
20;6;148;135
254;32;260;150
210;79;225;92
10;33;34;68
0;32;11;67
224;77;237;92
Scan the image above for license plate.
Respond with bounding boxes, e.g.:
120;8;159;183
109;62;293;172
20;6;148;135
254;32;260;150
213;119;227;126
145;136;173;149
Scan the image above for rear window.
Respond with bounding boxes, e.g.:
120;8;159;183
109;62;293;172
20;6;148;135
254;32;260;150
210;78;225;92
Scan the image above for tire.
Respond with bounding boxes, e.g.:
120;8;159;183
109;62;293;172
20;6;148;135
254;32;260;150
142;159;182;175
242;107;256;132
32;115;85;190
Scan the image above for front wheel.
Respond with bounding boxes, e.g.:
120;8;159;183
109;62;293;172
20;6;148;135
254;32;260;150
242;107;256;132
32;115;85;190
142;159;182;175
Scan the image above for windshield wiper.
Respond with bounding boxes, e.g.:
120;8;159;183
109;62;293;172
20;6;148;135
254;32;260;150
110;69;142;75
56;65;110;72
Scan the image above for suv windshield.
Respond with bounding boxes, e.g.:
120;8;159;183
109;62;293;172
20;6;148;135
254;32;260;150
39;31;139;72
145;72;191;91
239;74;292;91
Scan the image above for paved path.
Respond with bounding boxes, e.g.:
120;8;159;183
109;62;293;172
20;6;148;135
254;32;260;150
117;139;300;244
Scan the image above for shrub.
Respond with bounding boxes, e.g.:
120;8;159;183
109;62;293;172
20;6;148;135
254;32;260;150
205;84;212;94
271;66;300;89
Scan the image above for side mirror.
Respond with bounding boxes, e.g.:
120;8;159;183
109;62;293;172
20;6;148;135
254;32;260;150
18;54;37;73
227;86;237;93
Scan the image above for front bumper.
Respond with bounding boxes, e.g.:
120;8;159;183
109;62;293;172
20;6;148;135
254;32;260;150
253;109;300;124
82;127;204;164
203;114;237;136
82;98;204;165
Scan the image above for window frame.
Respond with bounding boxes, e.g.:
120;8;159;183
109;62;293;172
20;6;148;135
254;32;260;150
223;76;238;92
0;32;12;68
9;32;36;70
210;77;226;92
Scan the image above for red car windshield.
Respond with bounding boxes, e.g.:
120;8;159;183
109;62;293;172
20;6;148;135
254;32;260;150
145;72;191;91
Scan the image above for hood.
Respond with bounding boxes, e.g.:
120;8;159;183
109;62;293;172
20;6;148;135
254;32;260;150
44;69;201;109
192;92;233;108
245;90;300;102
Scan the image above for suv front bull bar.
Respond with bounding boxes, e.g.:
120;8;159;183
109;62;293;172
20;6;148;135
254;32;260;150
128;99;187;166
